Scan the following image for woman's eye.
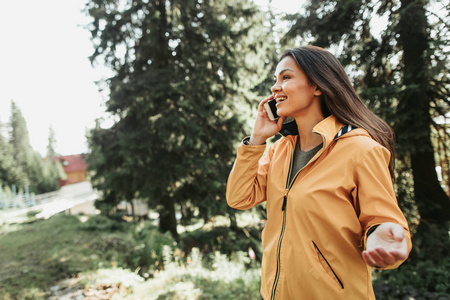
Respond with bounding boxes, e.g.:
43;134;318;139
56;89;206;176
283;75;290;80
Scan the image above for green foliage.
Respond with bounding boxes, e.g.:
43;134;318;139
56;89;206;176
131;222;177;274
129;247;261;299
182;250;261;300
0;101;64;194
80;214;127;231
9;100;32;189
0;214;137;299
394;156;419;232
180;225;262;262
0;122;20;188
373;257;450;299
0;214;262;299
85;0;273;237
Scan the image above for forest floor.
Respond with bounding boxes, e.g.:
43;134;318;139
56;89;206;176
0;211;262;300
1;203;448;299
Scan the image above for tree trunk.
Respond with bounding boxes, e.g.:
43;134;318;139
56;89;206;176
158;197;179;241
151;0;179;242
130;200;135;220
397;0;450;259
227;207;238;231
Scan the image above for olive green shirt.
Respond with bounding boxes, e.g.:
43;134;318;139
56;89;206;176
288;139;323;186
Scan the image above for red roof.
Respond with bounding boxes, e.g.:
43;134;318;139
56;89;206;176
58;154;88;173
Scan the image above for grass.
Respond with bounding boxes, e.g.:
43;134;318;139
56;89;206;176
0;213;262;300
1;212;449;299
0;214;139;299
113;248;261;299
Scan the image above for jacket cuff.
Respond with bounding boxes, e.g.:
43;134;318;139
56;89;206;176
242;137;266;146
359;224;382;252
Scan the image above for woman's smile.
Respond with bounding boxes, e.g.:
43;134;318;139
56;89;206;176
275;95;287;106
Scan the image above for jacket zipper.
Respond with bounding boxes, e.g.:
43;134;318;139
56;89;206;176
270;134;325;300
270;193;287;300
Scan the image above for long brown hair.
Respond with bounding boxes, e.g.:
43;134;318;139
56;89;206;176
280;46;396;179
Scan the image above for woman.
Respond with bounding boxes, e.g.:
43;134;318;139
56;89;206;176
226;46;411;299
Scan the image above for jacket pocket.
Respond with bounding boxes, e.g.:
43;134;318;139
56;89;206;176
310;241;344;290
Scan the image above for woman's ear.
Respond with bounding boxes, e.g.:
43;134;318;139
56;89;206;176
314;87;322;97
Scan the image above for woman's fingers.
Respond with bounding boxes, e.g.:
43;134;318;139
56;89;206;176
276;116;287;127
258;94;275;112
362;251;377;267
363;249;389;268
375;248;398;265
363;245;407;268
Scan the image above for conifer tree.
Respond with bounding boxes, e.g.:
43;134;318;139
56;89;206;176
86;0;270;238
42;126;66;191
8;102;61;193
0;121;19;188
9;101;32;190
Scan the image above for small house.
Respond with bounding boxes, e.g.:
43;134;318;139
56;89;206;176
58;154;87;186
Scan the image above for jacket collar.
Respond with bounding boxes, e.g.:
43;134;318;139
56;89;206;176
312;115;345;146
279;117;299;136
280;115;353;148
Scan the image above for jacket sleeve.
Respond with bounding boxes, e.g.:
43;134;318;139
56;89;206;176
226;138;273;210
352;144;412;269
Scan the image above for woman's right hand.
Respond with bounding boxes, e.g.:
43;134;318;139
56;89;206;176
249;95;286;145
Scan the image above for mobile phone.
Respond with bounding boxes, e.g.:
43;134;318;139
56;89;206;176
264;99;279;121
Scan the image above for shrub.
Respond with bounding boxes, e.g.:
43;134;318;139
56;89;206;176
373;257;450;299
132;247;261;299
80;214;126;232
131;222;177;276
180;225;262;262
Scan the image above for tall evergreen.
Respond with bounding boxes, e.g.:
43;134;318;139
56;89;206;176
9;101;32;190
42;126;66;192
0;121;19;188
283;0;450;263
85;0;270;238
8;102;61;193
395;0;450;259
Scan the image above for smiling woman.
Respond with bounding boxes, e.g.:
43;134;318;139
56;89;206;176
226;46;412;300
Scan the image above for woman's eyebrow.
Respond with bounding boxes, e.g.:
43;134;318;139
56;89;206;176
273;68;295;78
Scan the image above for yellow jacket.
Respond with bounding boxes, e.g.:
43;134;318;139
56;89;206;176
226;115;412;300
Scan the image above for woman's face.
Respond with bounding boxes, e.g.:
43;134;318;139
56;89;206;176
271;56;322;119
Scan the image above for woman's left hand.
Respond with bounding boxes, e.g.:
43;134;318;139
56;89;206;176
362;222;409;268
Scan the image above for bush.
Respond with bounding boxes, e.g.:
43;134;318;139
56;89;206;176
180;225;262;262
133;247;261;299
373;257;450;299
80;214;126;232
131;222;177;276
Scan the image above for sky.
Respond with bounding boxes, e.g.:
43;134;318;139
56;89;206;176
0;0;301;156
0;0;111;156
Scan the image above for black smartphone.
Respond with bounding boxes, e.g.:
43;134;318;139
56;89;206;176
264;99;279;121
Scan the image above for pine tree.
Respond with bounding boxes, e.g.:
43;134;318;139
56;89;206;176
42;126;65;191
9;101;32;190
8;102;60;193
85;0;270;238
0;121;19;188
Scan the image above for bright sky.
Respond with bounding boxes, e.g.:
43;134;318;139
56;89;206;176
0;0;110;156
0;0;300;156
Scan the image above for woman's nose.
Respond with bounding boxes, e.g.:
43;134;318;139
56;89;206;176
271;82;281;93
